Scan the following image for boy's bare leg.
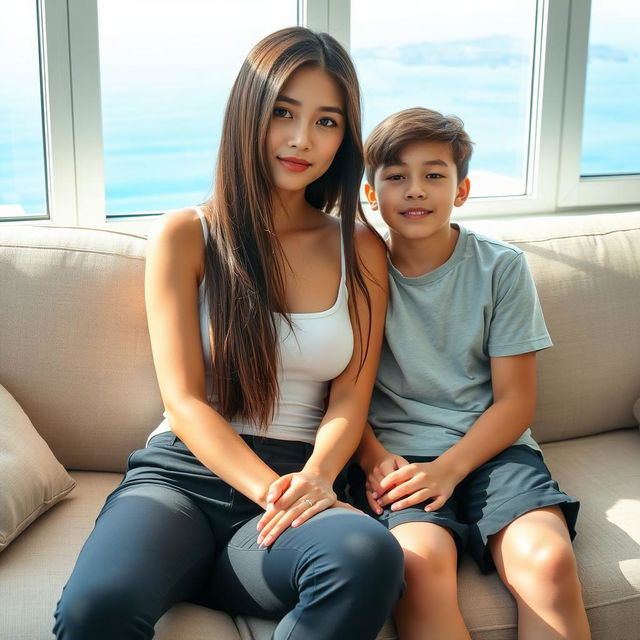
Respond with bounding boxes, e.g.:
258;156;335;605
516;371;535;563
489;506;591;640
391;522;471;640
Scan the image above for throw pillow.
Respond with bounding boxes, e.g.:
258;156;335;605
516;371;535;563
0;383;76;551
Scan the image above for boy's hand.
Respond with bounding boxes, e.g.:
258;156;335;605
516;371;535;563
376;458;463;512
361;451;410;515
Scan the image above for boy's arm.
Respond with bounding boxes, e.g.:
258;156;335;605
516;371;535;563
356;423;409;514
356;421;389;468
376;351;537;511
435;351;537;478
438;251;547;477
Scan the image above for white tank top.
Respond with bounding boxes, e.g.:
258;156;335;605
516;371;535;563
147;206;354;444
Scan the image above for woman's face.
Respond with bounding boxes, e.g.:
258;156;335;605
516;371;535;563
267;66;346;196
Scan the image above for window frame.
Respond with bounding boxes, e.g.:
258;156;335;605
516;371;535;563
38;0;75;224
5;0;638;229
556;0;640;208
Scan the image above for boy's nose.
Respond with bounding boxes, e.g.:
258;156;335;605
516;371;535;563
406;185;426;199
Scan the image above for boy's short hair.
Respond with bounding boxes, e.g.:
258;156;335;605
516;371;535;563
364;107;474;185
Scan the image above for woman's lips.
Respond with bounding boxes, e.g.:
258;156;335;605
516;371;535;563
278;156;311;172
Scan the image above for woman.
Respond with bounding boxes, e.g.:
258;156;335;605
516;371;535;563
53;27;403;640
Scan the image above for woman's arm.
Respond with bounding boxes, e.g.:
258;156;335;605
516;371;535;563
145;210;279;508
305;227;389;479
256;225;389;545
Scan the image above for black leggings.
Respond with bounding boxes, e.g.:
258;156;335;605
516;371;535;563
53;433;404;640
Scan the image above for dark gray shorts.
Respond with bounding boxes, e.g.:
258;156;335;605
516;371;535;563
347;445;579;574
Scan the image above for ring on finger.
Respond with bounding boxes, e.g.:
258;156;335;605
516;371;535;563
303;498;314;508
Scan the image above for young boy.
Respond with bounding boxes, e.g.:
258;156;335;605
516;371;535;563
352;108;591;639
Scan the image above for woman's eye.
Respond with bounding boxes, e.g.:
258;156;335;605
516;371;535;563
273;106;292;118
317;117;338;127
387;174;404;181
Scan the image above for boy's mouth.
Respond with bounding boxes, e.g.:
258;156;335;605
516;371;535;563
401;208;433;217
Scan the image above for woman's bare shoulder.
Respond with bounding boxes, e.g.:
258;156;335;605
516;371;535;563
353;221;387;272
147;208;206;279
148;207;204;244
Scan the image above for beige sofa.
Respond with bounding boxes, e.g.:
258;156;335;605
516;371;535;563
1;211;639;640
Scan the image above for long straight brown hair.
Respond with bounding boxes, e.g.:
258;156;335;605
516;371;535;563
203;27;376;431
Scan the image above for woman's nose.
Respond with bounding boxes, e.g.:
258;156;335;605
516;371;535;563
288;123;311;150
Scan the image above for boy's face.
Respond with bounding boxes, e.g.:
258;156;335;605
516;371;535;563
365;140;470;243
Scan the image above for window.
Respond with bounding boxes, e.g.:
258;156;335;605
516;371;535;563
557;0;640;208
2;0;639;227
351;0;538;198
0;0;47;220
581;0;640;176
97;0;298;216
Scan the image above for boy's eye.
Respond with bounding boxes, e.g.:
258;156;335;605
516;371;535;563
317;116;338;127
426;173;444;179
273;106;292;118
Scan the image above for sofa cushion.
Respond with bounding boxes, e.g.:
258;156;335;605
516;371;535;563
0;226;164;472
0;383;76;552
0;470;241;640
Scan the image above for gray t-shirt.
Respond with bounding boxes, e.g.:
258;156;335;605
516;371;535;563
370;224;553;457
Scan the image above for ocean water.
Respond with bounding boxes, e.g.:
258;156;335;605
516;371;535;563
1;47;638;217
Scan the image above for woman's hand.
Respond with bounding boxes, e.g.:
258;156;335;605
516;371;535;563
375;457;463;512
361;451;410;515
256;471;337;547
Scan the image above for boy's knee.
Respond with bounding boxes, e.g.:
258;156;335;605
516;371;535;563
506;539;579;596
528;542;578;587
